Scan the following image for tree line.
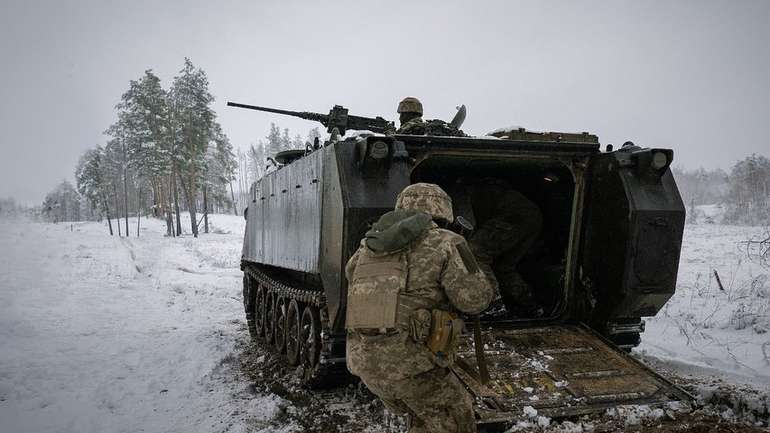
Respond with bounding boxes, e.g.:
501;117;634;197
39;58;323;236
71;58;235;238
232;124;322;215
674;153;770;225
35;149;770;229
0;197;30;219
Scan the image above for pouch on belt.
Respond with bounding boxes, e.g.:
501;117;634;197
427;309;464;367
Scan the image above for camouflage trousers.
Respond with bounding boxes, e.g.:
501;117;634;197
359;367;476;433
468;216;542;313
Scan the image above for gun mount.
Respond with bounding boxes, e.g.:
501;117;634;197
227;101;394;136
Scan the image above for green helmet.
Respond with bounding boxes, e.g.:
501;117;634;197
395;183;453;223
397;97;423;115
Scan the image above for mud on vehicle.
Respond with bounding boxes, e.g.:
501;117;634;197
233;102;690;426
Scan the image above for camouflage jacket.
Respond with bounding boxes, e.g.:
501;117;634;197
345;221;493;380
396;117;466;137
395;116;426;135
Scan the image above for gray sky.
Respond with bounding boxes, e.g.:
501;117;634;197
1;0;769;204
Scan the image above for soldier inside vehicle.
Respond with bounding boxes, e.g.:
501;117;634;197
410;157;575;321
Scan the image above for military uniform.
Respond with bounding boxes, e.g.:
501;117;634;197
393;97;465;136
396;116;426;134
345;183;493;433
463;179;543;314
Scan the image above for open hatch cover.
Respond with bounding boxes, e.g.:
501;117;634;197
452;324;692;425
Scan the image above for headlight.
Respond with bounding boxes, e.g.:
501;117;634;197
651;151;668;170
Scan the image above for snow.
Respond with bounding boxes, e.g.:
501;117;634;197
2;211;769;432
487;125;527;135
605;405;666;426
637;221;770;387
0;215;290;433
694;204;727;223
523;405;538;418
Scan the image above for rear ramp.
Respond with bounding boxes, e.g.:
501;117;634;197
452;324;692;424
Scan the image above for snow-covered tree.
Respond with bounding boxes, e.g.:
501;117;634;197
75;146;115;234
265;123;283;158
0;197;23;218
724;154;770;225
292;133;304;150
169;58;216;237
248;141;266;180
109;69;176;236
42;181;82;223
306;127;323;148
201;124;237;230
281;128;291;151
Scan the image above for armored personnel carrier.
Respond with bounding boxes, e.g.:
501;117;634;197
232;102;690;425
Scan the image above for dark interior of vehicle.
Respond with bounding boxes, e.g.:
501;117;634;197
410;156;575;320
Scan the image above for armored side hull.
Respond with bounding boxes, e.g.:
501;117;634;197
240;132;687;419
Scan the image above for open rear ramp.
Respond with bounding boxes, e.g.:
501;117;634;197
452;324;692;425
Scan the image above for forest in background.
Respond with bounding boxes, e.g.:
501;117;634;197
20;153;770;229
673;154;770;225
21;58;322;237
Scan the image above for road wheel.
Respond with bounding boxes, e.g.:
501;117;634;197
254;284;265;340
285;299;302;365
274;297;287;353
300;304;322;369
264;291;275;344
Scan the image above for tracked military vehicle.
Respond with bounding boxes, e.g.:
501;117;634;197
232;101;690;425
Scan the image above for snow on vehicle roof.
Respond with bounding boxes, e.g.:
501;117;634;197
488;125;527;135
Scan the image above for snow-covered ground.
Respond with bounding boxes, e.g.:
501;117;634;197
1;213;768;432
0;214;291;433
638;223;770;387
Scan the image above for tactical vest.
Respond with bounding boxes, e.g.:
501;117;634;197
346;209;436;331
345;210;465;364
345;244;464;366
345;247;409;331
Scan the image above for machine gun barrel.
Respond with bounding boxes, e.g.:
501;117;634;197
227;102;327;124
227;101;394;136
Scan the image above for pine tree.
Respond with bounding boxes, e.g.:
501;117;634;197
281;128;291;151
725;154;770;224
248;141;266;180
102;138;126;235
306;127;323;147
292;133;304;150
109;70;174;236
169;58;216;237
75;146;114;234
265;123;282;158
201;124;236;230
42;181;81;223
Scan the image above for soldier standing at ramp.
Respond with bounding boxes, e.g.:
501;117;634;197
345;183;493;433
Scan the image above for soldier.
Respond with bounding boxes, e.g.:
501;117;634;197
345;183;493;433
462;178;544;316
396;96;426;134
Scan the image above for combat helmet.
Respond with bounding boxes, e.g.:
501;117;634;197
397;97;423;115
395;183;453;223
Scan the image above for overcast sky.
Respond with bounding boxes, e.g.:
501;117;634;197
1;0;768;204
